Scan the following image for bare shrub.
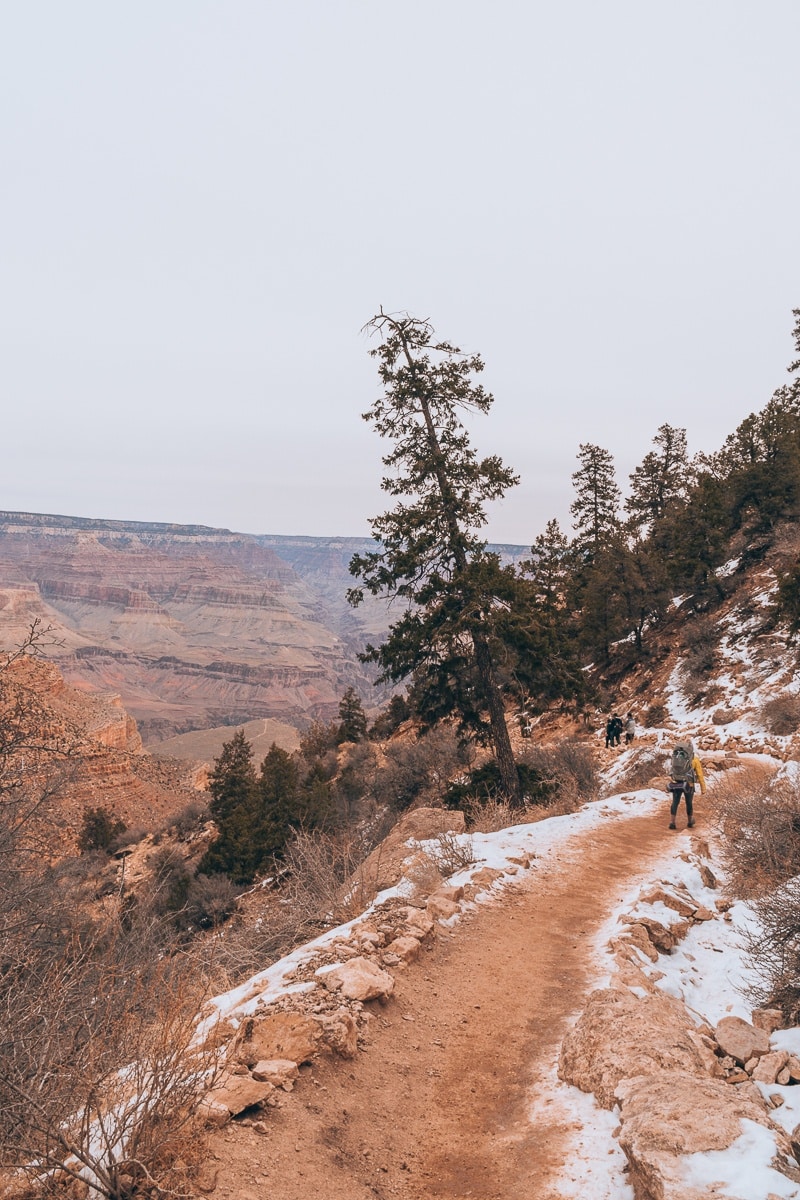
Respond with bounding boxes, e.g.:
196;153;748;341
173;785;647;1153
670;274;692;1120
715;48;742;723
761;693;800;736
519;738;599;810
714;764;800;896
280;827;379;925
743;877;800;1024
682;617;718;679
405;852;445;898
467;797;525;833
170;799;210;838
374;726;472;811
643;702;667;727
428;829;475;875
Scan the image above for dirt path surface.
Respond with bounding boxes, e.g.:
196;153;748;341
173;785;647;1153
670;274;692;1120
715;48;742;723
206;804;682;1199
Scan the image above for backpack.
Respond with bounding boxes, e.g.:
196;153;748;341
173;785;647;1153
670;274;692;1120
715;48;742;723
671;741;695;783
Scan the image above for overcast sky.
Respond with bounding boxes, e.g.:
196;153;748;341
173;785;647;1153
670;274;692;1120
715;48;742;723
2;2;798;546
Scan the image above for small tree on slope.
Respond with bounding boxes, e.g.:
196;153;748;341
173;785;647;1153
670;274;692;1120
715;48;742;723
348;310;523;805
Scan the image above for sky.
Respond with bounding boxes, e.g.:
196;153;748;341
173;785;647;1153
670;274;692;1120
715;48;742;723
2;1;799;546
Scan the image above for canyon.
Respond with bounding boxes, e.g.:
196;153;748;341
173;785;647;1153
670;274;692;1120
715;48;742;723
0;511;526;750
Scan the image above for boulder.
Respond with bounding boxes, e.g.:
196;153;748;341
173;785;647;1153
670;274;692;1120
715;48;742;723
318;956;395;1002
251;1059;299;1087
384;935;422;963
621;914;679;953
616;1070;777;1200
204;1073;275;1117
786;1055;800;1083
639;884;698;919
714;1016;770;1066
235;1012;321;1067
400;906;435;941
751;1050;789;1084
615;924;659;964
318;1009;359;1058
751;1007;784;1034
427;895;460;922
352;807;466;894
558;988;712;1109
697;863;717;889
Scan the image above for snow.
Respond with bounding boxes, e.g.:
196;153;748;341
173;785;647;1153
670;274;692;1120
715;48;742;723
681;1119;799;1198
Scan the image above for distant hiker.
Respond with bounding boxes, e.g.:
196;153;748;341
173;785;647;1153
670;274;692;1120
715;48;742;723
605;717;615;748
625;713;636;745
610;713;623;747
667;739;706;830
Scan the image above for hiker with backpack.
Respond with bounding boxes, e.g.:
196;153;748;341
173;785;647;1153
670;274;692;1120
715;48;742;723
625;713;636;744
667;739;706;829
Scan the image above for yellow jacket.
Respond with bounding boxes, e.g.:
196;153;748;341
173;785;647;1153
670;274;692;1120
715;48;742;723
692;756;706;794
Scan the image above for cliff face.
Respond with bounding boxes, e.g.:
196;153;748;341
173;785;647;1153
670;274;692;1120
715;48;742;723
0;513;380;742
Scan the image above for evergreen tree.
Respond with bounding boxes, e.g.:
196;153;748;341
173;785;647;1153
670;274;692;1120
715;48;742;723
206;729;257;822
349;311;523;804
625;424;689;532
570;443;621;561
337;686;368;743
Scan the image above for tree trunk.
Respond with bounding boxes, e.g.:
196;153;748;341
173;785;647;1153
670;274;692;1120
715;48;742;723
472;630;522;807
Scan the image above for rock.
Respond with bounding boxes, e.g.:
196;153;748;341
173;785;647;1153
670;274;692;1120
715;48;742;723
616;924;659;963
692;906;714;922
786;1055;800;1082
318;956;395;1002
251;1059;299;1087
616;1070;776;1200
621;914;677;953
778;1067;791;1085
468;867;503;889
714;1015;770;1065
235;1012;321;1067
558;988;713;1109
352;807;466;894
639;884;697;918
204;1073;275;1117
427;895;460;921
318;1009;359;1058
433;884;464;902
751;1050;789;1084
697;863;717;889
752;1007;785;1034
384;935;422;963
401;907;435;941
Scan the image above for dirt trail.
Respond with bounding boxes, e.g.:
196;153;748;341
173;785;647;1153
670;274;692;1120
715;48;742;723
207;804;682;1200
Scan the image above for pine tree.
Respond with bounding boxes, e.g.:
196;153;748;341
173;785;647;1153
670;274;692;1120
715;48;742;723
349;311;523;804
570;443;621;562
625;424;688;532
337;686;368;744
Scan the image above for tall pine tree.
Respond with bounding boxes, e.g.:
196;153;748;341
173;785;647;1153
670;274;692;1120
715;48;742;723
349;311;523;804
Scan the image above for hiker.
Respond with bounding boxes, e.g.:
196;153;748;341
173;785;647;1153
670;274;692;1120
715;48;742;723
625;713;635;745
667;739;706;830
604;716;615;748
610;713;623;746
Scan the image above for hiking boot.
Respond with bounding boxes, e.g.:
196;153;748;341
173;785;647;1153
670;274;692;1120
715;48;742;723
688;818;695;828
668;822;676;830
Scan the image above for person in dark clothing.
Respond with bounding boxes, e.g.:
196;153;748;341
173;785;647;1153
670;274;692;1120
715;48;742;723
605;717;615;748
610;714;623;746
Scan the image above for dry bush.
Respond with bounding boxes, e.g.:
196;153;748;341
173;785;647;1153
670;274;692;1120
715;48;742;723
467;797;545;832
714;764;800;896
643;702;668;727
404;852;445;898
519;737;599;811
373;726;472;812
280;827;381;925
428;829;475;875
761;693;800;736
743;877;800;1024
682;617;718;680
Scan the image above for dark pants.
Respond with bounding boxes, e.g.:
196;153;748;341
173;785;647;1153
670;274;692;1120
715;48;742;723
670;783;695;820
